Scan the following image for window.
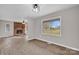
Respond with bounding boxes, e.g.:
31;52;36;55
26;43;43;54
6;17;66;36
5;24;10;32
42;17;61;37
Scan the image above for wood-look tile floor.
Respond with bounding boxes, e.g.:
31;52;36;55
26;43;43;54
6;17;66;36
0;36;55;55
31;39;79;55
0;36;79;55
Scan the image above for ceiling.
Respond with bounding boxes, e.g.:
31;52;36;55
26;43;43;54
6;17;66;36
0;4;78;21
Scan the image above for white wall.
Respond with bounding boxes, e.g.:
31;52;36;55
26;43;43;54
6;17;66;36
33;6;79;50
27;19;36;40
0;20;14;38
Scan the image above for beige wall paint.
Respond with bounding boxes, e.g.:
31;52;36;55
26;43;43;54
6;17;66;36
33;6;79;50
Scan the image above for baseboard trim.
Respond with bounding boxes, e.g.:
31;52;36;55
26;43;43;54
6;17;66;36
0;36;14;39
31;38;79;51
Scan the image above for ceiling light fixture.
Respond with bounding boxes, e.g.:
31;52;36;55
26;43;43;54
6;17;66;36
32;4;40;13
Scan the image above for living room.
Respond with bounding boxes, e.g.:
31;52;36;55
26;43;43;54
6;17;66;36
0;4;79;55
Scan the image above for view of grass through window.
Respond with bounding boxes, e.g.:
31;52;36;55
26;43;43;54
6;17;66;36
43;17;60;37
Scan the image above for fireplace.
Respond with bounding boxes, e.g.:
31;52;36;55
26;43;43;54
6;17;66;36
14;22;25;36
15;28;24;35
17;30;23;34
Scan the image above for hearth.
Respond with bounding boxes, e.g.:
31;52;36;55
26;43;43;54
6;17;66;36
15;28;24;35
